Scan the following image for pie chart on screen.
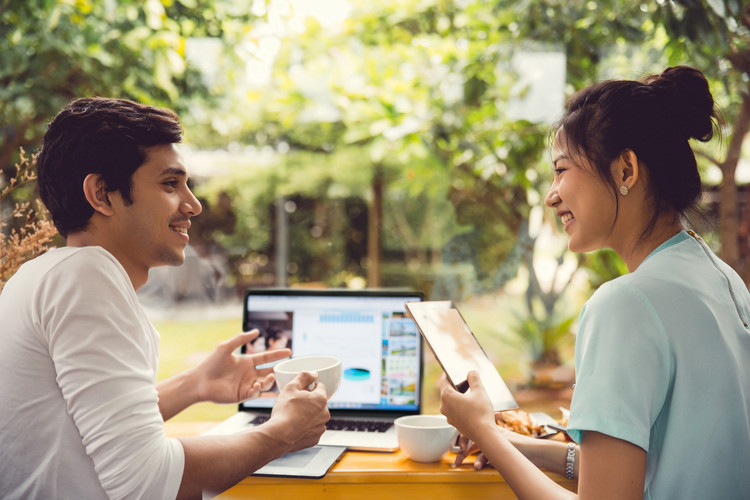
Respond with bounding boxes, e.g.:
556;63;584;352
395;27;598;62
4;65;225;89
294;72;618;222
344;367;370;381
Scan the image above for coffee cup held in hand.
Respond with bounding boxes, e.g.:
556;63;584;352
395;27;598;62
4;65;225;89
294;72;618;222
394;414;459;463
273;355;342;399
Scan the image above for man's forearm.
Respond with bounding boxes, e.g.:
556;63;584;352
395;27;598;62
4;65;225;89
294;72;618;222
157;369;201;421
175;424;292;499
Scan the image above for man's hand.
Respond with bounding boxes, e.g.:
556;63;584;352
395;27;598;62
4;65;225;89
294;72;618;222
193;330;292;404
265;371;330;453
176;370;329;498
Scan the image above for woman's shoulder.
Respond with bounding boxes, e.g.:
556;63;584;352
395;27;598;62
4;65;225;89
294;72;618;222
589;233;703;300
583;275;645;316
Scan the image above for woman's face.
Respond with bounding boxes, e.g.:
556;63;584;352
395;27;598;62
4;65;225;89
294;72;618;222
544;130;619;253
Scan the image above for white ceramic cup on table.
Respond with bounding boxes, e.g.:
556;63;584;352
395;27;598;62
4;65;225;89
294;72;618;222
394;414;459;463
273;355;342;399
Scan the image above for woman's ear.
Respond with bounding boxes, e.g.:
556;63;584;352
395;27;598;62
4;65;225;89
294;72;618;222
613;149;640;191
82;174;114;216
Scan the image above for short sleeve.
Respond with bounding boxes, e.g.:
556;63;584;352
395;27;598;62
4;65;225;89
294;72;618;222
567;280;672;451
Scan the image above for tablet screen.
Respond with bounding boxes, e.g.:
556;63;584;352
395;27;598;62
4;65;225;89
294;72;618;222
406;301;517;412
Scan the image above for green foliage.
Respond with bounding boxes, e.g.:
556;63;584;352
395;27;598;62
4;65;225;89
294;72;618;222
0;0;256;168
193;1;555;290
512;311;576;367
581;249;629;291
4;0;744;365
187;0;742;361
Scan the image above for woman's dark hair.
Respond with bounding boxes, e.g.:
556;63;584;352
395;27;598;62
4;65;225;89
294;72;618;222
36;97;183;237
556;66;718;235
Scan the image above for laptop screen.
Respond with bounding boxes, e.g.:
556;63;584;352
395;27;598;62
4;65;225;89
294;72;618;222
239;289;424;413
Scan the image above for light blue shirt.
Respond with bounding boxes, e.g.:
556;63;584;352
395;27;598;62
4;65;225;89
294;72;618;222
567;231;750;499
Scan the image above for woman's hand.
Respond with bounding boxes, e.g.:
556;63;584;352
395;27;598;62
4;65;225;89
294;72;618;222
454;424;541;470
453;433;483;468
439;371;498;449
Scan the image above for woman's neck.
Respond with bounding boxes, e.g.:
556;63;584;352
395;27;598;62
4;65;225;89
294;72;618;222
617;218;684;272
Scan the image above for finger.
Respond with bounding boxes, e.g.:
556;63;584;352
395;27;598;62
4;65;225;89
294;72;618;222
312;380;327;397
439;375;452;394
252;365;273;377
258;373;276;392
440;382;454;401
437;373;449;388
243;381;263;401
442;375;467;399
460;436;477;455
252;360;280;376
457;434;471;451
439;400;453;423
222;330;260;352
466;370;483;389
236;378;262;401
251;348;292;366
474;453;490;470
284;370;319;390
439;389;461;420
243;372;275;394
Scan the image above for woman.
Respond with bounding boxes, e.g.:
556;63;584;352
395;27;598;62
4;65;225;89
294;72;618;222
440;66;750;499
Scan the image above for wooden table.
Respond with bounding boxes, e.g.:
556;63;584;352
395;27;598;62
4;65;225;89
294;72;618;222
165;422;577;499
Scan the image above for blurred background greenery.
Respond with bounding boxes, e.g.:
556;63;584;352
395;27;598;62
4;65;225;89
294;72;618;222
3;0;749;422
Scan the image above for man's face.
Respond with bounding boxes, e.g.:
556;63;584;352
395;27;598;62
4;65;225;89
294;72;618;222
108;143;202;276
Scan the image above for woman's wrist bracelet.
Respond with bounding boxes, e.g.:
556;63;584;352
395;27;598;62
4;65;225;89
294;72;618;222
565;442;576;479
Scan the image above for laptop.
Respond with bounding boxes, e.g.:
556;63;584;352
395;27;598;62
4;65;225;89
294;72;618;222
205;288;425;453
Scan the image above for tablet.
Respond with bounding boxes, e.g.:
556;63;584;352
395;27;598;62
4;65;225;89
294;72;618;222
405;300;518;412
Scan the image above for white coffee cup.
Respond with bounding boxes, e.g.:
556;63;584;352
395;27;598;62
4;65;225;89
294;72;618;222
273;355;342;399
394;414;459;463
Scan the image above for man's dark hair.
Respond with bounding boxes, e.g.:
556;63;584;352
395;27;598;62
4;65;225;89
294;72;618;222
36;97;183;237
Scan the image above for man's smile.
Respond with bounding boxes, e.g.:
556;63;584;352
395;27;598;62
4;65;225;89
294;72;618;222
169;224;189;235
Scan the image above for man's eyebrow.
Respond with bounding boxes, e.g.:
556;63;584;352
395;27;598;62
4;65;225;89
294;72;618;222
160;167;187;177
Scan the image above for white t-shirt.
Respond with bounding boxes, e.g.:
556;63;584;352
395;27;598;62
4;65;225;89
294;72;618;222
0;246;184;499
568;231;750;499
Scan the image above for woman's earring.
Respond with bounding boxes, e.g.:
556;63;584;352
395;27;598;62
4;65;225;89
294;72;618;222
619;185;629;196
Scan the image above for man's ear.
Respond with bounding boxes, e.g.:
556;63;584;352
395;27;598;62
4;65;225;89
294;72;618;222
82;174;114;216
613;149;640;191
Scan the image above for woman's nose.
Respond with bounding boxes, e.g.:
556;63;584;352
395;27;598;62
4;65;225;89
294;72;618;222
545;189;561;207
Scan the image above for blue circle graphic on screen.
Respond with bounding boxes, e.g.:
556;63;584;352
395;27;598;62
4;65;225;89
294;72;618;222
344;367;371;381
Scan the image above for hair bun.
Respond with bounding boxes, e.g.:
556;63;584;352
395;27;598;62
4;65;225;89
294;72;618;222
644;66;716;142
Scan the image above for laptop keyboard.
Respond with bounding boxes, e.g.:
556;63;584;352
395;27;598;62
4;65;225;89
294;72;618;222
250;415;392;433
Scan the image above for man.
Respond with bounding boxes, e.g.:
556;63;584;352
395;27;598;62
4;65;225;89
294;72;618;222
0;97;330;499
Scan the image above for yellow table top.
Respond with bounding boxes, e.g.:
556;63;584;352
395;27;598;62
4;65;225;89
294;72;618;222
165;421;577;499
